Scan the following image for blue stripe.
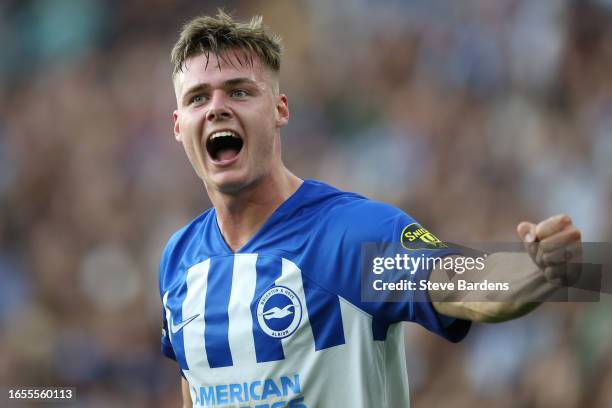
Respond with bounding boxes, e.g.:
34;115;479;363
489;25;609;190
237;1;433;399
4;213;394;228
372;319;390;341
204;257;234;368
302;276;346;350
167;277;189;369
161;310;176;360
251;256;285;363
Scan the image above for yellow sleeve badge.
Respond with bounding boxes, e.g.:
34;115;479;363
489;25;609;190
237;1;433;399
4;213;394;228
400;223;448;250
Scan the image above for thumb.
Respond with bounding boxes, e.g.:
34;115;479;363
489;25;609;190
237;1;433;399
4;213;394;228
517;221;536;243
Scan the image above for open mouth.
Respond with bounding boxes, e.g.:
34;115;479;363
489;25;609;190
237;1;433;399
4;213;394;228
206;130;244;162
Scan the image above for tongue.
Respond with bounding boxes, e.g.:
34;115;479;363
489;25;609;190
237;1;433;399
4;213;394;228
216;148;239;161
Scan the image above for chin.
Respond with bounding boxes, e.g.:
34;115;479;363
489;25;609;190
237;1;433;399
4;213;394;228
209;174;254;195
215;182;248;195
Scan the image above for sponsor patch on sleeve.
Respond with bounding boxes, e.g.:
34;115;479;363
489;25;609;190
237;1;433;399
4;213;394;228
401;223;447;250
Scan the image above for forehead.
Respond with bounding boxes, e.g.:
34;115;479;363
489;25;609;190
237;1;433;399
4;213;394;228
175;51;269;97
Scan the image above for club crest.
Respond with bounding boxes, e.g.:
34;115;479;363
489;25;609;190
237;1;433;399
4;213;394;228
256;286;302;339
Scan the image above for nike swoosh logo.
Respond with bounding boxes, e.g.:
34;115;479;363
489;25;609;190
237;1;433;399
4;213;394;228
170;314;200;334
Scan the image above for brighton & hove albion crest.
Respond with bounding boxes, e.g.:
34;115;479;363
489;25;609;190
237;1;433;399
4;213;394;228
256;286;302;339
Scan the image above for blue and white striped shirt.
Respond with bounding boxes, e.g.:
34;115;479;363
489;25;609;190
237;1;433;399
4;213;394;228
159;179;469;408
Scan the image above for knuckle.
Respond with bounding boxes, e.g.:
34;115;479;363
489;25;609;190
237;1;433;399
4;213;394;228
569;228;581;241
559;213;571;223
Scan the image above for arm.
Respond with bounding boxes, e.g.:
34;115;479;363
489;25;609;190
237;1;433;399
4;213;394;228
182;378;192;408
432;214;582;323
431;252;547;322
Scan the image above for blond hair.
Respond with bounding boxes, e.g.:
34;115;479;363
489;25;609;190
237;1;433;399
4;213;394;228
171;10;282;79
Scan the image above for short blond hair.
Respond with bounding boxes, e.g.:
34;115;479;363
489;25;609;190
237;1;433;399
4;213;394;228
171;10;282;79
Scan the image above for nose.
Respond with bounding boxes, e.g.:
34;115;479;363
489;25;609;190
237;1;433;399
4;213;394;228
206;91;232;122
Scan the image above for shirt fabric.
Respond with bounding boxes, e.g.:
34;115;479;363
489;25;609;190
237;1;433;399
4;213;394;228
159;179;470;408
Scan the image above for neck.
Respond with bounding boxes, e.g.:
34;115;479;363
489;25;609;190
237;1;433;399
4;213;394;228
208;168;302;252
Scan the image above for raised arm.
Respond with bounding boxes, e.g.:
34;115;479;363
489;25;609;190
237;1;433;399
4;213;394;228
432;214;582;323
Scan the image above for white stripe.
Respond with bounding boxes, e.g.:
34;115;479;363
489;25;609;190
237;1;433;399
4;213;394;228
277;258;315;354
227;254;258;364
162;291;172;343
183;259;210;371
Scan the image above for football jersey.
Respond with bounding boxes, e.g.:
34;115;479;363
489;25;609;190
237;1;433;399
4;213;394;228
159;179;470;408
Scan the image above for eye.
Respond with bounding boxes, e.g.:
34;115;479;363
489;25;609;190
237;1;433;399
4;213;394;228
190;95;207;104
231;89;249;98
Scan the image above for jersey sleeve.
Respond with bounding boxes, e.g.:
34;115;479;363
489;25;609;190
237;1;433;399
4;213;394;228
159;239;177;361
308;199;470;342
161;308;176;360
390;211;471;342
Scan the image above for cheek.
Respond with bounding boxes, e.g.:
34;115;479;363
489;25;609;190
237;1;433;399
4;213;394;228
240;102;278;154
182;114;206;146
252;105;278;132
182;139;197;164
180;118;206;161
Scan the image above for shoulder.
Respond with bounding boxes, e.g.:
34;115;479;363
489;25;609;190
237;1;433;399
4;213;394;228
331;196;409;222
303;180;405;216
159;208;214;275
336;199;413;244
307;180;415;243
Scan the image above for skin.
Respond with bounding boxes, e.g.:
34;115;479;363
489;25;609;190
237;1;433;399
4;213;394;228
432;214;583;322
173;50;302;251
181;378;190;408
171;49;583;408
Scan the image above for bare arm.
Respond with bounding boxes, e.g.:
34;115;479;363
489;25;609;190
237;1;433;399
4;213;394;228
431;252;549;322
432;214;582;323
182;378;192;408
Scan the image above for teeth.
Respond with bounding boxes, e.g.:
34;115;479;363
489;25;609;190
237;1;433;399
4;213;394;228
210;131;240;140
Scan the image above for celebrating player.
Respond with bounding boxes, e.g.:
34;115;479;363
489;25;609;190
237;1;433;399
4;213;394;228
160;11;582;408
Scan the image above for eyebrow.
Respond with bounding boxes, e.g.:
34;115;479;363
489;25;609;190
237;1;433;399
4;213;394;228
181;77;258;105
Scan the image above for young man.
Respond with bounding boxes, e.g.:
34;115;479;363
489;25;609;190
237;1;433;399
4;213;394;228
161;11;582;408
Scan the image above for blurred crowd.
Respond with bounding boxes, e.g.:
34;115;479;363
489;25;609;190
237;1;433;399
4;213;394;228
0;0;611;407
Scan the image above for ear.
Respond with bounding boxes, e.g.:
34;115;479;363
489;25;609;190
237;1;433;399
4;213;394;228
173;110;181;142
275;94;289;128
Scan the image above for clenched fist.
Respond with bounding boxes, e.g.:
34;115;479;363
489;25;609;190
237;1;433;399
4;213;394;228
517;214;582;286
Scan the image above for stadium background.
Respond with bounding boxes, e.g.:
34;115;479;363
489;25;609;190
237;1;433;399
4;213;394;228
0;0;611;406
